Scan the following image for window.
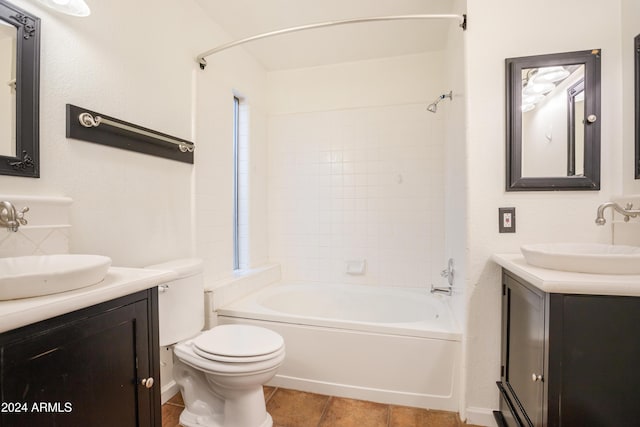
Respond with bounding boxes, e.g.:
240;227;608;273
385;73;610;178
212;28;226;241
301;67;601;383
232;94;250;271
233;96;240;270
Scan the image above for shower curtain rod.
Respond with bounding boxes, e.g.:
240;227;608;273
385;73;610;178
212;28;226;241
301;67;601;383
196;14;467;69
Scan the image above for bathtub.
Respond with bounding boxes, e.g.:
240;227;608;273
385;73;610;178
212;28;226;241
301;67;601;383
216;282;461;411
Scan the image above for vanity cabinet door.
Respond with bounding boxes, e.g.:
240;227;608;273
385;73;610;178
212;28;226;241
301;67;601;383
0;290;160;427
547;294;640;426
500;273;546;427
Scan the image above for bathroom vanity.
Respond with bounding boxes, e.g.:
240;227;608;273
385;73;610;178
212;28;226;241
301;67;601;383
492;254;640;427
0;267;173;427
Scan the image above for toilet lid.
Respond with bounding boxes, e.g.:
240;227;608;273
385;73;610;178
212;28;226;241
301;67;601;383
193;324;284;358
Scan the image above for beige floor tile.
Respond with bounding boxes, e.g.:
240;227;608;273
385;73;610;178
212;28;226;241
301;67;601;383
161;403;183;427
318;397;389;427
390;405;433;427
264;385;277;402
162;387;472;427
167;392;184;407
267;388;330;427
422;409;462;427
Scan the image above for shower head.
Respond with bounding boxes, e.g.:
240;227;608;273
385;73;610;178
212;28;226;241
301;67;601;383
426;91;453;113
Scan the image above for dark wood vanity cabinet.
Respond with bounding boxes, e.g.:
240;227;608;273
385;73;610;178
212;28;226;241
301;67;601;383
0;289;161;427
495;271;640;427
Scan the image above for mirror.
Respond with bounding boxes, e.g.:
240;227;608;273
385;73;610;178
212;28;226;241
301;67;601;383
0;0;39;178
635;34;640;179
0;19;16;157
506;50;601;191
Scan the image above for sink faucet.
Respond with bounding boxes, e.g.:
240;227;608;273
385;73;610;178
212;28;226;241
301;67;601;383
0;201;29;232
595;201;640;226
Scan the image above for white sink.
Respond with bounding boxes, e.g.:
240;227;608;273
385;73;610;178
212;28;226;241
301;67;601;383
0;254;112;300
521;243;640;275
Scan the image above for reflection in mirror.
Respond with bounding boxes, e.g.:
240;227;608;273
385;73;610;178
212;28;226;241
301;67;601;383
567;78;584;176
521;65;584;177
0;18;16;157
506;50;600;191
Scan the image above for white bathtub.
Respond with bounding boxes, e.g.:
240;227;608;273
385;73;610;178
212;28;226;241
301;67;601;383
216;282;461;411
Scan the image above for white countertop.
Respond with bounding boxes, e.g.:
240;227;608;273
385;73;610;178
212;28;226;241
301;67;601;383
492;254;640;296
0;267;176;333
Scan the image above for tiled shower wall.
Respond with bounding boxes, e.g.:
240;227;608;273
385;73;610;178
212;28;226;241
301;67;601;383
268;104;445;288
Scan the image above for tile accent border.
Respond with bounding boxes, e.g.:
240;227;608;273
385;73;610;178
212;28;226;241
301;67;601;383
0;195;72;256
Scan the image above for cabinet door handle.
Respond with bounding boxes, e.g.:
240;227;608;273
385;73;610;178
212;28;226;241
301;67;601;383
531;373;543;382
140;377;155;389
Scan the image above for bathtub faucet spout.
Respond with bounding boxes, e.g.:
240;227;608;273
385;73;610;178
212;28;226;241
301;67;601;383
430;284;453;296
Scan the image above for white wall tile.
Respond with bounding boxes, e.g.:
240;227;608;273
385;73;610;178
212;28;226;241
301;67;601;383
268;103;445;288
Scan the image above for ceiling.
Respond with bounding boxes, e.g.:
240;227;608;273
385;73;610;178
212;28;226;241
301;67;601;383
194;0;457;70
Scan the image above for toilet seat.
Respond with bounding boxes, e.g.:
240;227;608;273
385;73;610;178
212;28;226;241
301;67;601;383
174;325;286;376
193;344;285;363
193;324;284;358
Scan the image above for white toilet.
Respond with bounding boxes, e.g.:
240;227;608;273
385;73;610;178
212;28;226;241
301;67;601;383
151;259;285;427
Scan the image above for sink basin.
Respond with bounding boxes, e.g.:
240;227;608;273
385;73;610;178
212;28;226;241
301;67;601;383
0;254;112;300
521;243;640;274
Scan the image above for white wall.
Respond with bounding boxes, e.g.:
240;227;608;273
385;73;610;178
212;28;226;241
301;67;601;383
0;0;269;277
268;53;443;114
194;38;269;283
267;53;448;288
464;0;623;423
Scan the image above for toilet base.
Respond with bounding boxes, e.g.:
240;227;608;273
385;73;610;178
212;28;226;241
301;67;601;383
174;355;278;427
178;408;273;427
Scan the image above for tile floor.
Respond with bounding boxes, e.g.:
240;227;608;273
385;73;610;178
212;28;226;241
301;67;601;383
162;387;484;427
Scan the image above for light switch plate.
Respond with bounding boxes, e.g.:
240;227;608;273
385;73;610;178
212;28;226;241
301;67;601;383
499;207;516;233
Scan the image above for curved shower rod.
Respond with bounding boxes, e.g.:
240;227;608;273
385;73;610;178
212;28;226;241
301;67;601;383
196;13;467;69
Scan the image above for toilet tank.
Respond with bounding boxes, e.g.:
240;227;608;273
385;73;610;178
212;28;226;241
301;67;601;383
146;258;204;347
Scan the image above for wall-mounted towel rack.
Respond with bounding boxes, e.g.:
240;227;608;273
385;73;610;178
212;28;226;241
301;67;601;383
66;104;194;164
78;112;194;153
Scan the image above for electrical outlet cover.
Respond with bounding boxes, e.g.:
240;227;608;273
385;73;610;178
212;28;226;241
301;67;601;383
499;207;516;233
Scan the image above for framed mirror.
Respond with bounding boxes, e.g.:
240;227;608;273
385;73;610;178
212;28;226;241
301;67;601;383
0;0;39;178
506;50;601;191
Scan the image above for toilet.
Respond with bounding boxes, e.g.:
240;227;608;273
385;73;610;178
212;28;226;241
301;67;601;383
150;259;285;427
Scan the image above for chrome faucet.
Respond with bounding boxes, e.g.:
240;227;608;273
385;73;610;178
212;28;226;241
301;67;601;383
431;258;454;296
0;201;29;232
595;201;640;226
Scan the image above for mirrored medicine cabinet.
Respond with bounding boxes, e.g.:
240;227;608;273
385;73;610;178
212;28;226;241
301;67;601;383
506;49;601;191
